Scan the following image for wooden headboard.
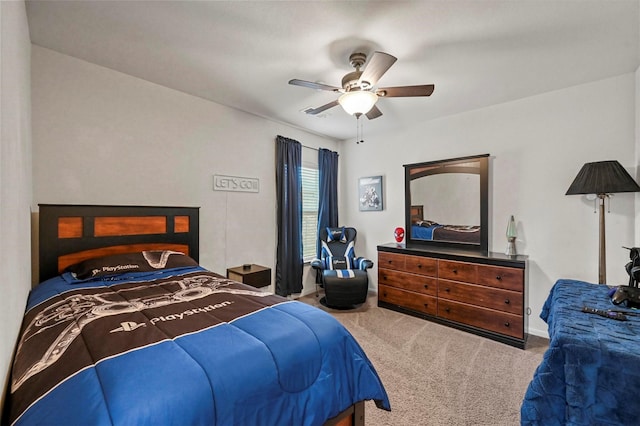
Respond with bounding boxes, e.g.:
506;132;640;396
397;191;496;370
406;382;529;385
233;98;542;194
38;204;199;282
410;205;424;223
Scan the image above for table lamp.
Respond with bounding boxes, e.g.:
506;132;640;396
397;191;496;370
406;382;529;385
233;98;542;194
566;160;640;284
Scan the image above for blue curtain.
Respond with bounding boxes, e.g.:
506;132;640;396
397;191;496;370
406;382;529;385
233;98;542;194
275;135;303;296
316;148;339;259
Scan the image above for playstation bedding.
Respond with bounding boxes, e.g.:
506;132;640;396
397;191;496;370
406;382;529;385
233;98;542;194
7;251;390;425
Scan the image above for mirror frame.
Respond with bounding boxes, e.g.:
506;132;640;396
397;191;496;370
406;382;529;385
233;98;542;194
404;154;489;252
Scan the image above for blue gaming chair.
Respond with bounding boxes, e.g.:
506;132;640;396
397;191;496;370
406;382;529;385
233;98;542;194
311;227;373;308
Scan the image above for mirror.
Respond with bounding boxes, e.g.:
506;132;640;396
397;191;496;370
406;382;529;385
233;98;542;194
404;154;489;252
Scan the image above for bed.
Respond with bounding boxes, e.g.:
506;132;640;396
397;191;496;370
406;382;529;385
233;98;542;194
410;205;480;244
6;204;390;426
520;279;640;425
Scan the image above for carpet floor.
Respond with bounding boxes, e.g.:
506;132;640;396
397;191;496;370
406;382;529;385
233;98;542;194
298;292;548;426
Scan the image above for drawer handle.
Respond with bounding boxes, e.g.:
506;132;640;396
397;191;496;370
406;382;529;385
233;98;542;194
423;284;429;289
424;303;428;308
382;275;387;281
504;299;510;305
504;322;511;327
417;264;422;269
452;269;458;274
445;307;450;313
496;275;502;281
383;292;387;297
444;288;450;292
387;260;392;264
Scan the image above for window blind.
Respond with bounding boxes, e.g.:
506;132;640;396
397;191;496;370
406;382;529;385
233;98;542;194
301;165;319;262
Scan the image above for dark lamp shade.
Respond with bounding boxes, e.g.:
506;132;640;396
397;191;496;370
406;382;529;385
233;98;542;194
566;160;640;195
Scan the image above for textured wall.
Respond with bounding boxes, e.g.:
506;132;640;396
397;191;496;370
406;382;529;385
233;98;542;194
31;46;339;296
0;0;32;409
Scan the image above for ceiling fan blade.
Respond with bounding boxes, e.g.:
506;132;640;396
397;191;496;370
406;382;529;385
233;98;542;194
304;100;340;115
365;105;383;120
358;52;397;88
376;84;435;97
289;79;341;92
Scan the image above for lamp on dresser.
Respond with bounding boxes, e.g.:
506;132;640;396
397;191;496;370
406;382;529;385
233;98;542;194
566;160;640;284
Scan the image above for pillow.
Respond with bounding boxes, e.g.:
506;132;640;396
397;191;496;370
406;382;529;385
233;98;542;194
326;227;347;243
416;220;439;228
65;250;198;280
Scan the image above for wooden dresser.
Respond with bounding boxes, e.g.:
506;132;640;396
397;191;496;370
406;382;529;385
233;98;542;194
377;243;528;348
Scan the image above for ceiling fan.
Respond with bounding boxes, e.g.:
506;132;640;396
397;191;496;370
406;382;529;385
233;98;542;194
289;51;434;120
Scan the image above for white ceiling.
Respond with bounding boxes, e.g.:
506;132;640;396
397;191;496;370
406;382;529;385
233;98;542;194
25;0;640;141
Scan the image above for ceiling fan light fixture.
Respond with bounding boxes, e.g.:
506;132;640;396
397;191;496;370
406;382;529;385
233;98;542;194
289;51;434;120
338;90;378;115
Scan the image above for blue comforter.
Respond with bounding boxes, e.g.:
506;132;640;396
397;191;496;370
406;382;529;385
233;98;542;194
521;279;640;425
411;223;442;240
8;266;390;425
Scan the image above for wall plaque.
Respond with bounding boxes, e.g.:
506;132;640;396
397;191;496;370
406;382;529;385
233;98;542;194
213;175;259;193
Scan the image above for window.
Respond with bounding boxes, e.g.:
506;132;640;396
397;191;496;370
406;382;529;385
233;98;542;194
301;162;319;262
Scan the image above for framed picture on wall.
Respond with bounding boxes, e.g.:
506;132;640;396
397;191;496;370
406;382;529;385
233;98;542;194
358;176;383;211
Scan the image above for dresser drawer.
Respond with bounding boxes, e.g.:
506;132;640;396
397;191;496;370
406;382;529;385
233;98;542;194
438;280;523;315
438;260;477;283
379;284;437;316
378;252;405;271
477;265;524;291
404;255;437;276
438;299;524;339
379;268;437;296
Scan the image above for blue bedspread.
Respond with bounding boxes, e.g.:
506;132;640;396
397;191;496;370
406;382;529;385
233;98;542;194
521;279;640;425
8;266;390;425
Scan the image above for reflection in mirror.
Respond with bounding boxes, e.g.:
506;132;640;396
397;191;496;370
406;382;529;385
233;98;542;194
411;170;479;225
405;154;489;252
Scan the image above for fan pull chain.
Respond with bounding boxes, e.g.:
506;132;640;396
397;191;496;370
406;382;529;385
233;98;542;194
355;115;364;144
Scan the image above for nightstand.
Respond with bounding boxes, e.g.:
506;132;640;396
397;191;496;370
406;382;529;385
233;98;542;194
226;264;271;288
